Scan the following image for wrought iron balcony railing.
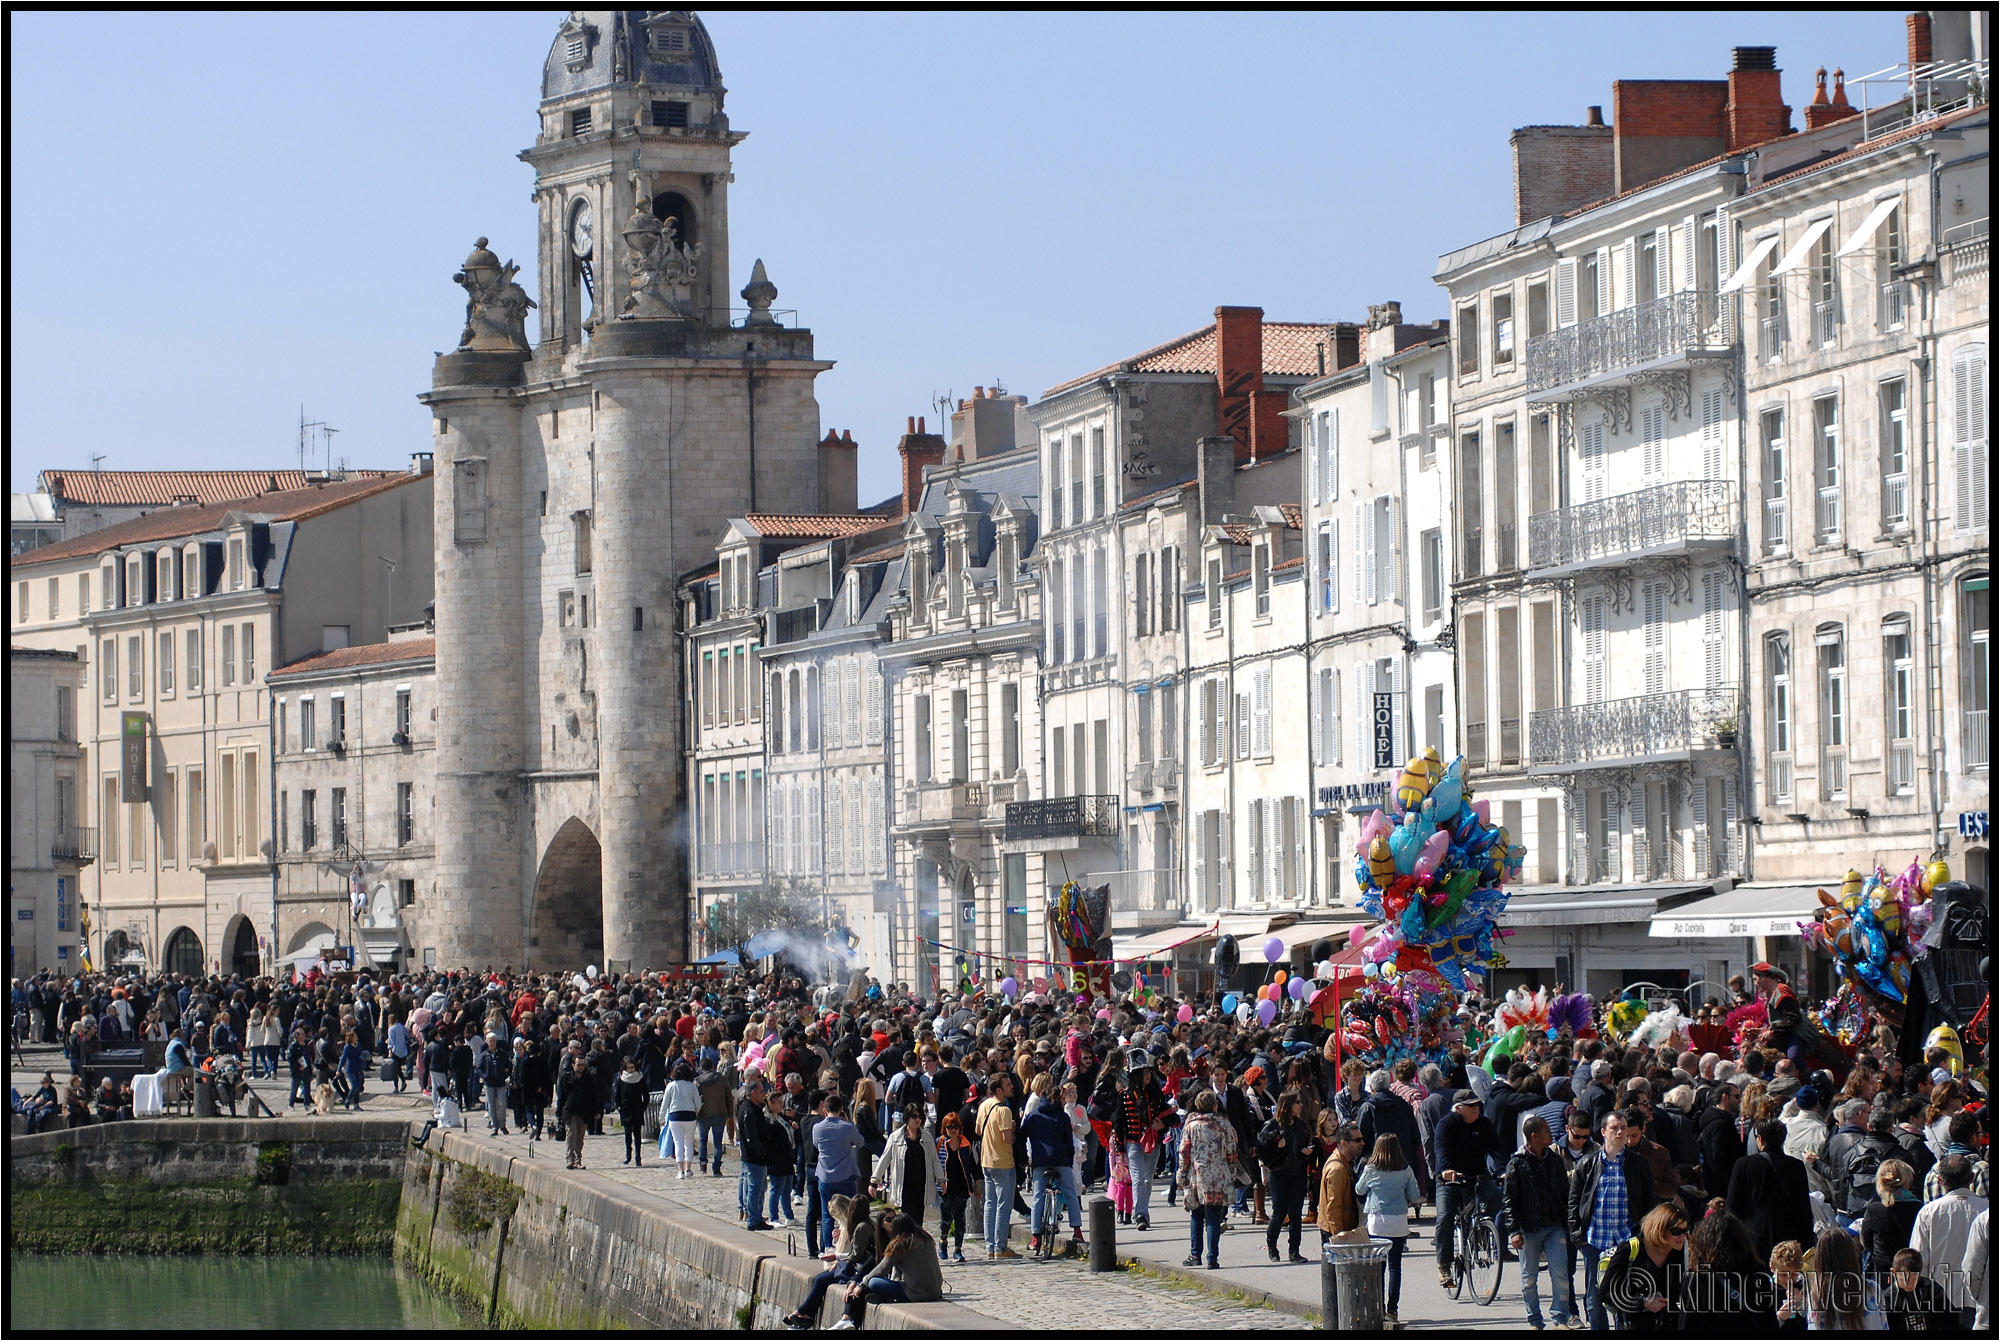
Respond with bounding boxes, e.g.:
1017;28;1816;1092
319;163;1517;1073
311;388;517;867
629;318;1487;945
1814;300;1840;347
1004;794;1119;843
1525;290;1734;395
1965;710;1989;770
1464;721;1488;768
1529;687;1740;770
1527;479;1734;573
1768;752;1794;803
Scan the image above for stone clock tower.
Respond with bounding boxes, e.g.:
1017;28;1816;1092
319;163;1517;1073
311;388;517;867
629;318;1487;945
421;10;832;970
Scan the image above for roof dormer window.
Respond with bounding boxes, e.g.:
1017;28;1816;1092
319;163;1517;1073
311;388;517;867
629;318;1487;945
565;37;586;64
651;100;689;128
570;107;592;137
652;26;687;52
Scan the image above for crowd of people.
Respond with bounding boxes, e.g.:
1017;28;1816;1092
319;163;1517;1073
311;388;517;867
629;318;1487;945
9;956;1992;1332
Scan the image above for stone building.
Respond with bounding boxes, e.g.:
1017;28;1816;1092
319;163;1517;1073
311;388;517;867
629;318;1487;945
1293;310;1455;911
8;649;89;975
1431;42;1899;996
267;633;437;973
1732;94;1989;918
424;10;844;970
8;470;434;977
27;468;399;546
883;407;1048;994
1017;309;1330;955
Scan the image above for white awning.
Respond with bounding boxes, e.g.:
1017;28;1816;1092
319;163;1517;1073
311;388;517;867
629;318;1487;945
1719;235;1782;293
1112;921;1219;961
1836;197;1901;257
1647;884;1825;938
1770;218;1834;276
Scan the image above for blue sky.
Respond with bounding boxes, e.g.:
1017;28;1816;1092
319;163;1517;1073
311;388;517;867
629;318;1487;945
9;10;1908;502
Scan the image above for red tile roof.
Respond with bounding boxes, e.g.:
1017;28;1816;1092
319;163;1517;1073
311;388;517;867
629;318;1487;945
39;468;398;508
1278;503;1304;529
1120;479;1199;513
1758;104;1986;187
268;637;435;680
1271;555;1306;572
743;513;891;540
1045;320;1339;395
12;474;426;568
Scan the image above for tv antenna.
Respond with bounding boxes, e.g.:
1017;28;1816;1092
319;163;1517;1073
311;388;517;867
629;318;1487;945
298;406;337;474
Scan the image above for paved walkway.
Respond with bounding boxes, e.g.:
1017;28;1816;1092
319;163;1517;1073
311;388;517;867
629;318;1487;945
12;1049;1308;1331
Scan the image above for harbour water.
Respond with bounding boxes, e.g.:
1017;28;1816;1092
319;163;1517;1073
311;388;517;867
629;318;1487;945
8;1253;473;1331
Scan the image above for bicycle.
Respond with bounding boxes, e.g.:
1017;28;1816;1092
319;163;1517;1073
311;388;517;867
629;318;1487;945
1031;1171;1079;1259
1443;1176;1504;1305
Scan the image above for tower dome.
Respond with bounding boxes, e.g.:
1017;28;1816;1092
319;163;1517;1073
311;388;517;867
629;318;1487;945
542;10;724;106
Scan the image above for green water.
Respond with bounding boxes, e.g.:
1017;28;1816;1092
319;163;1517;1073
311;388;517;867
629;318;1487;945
9;1253;475;1331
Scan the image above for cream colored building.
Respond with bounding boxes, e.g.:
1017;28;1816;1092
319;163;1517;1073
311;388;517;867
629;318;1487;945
1733;101;1990;920
267;632;437;973
8;471;434;976
9;649;88;975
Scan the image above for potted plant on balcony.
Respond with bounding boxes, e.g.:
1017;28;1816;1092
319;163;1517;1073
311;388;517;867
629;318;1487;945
1712;716;1739;748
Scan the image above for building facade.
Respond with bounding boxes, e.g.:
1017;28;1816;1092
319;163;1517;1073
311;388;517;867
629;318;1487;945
1735;102;1990;905
9;649;89;975
268;634;437;973
9;471;434;977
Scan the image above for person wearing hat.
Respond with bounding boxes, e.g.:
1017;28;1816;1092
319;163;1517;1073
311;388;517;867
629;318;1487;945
1112;1048;1174;1232
1751;962;1806;1062
1434;1088;1498;1288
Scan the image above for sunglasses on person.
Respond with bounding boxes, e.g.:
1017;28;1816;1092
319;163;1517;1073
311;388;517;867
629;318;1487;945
1665;1223;1688;1238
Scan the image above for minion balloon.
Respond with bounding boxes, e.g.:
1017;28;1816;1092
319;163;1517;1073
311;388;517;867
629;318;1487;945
1396;748;1442;813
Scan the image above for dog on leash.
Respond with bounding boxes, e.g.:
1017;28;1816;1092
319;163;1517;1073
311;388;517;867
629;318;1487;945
311;1080;336;1116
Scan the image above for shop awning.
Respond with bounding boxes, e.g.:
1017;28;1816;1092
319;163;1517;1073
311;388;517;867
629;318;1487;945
1836;197;1901;256
1719;235;1782;293
1770;217;1834;275
1502;882;1717;927
1647;884;1826;938
1112;921;1220;961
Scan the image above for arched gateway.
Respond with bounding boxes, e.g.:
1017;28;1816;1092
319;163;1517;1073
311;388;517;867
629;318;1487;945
532;818;604;972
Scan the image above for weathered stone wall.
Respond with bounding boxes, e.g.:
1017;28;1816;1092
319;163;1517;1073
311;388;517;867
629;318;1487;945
399;1129;995;1330
9;1118;410;1255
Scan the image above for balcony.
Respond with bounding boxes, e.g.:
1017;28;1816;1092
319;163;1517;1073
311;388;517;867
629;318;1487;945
1500;717;1523;766
1878;282;1908;332
1464;721;1488;768
1968;710;1990;770
1759;313;1786;362
1882;473;1909;530
1097;868;1184;927
1525;291;1734;400
1813;300;1840;348
900;780;989;829
1816;486;1842;543
1763;496;1788;553
1889;741;1915;796
1768;752;1794;803
52;827;97;866
1002;794;1119;850
1526;479;1734;576
1821;747;1848;801
1528;686;1740;772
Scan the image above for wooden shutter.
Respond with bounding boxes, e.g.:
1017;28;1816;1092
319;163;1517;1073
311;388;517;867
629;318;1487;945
1330;667;1342;765
1354;660;1368;768
1389;496;1404;604
1582;596;1606;703
1654;226;1672;296
1703;571;1727;691
1691;777;1710;877
1199;679;1214;765
844;659;862;747
1389;658;1405;762
1642;404;1665;480
1643;583;1668;695
1311;667;1325;766
1701;388;1726;480
1236;687;1251;760
1555;259;1578;328
771;780;787;873
1254;664;1272;756
1955;346;1989;533
1720;777;1739;873
1680;215;1698;290
1631;783;1650;882
1194;814;1209;904
1595;247;1612;315
1328;407;1340;498
1616;239;1636;309
863;655;883;744
1352;503;1365;604
1363;501;1378;605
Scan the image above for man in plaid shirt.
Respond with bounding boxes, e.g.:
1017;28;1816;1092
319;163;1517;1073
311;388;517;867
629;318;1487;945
1924;1111;1989;1202
1568;1110;1652;1331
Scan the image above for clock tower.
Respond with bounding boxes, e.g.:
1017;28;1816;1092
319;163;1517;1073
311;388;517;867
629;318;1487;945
421;10;834;972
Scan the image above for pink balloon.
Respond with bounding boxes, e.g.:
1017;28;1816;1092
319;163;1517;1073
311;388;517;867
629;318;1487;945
1471;800;1492;824
1348;925;1367;948
1176;1004;1195;1023
1361;810;1393;844
1413;830;1450;879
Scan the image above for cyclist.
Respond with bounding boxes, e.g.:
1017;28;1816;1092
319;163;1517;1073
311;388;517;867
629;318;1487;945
1021;1074;1083;1255
1435;1088;1499;1290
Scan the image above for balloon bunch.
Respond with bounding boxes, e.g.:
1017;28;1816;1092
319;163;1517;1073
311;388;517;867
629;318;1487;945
1800;859;1947;1006
1815;983;1873;1047
1351;747;1524;991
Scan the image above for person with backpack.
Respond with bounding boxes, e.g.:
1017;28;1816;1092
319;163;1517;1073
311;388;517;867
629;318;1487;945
1257;1087;1315;1263
1826;1102;1898;1225
696;1062;732;1175
479;1033;513;1135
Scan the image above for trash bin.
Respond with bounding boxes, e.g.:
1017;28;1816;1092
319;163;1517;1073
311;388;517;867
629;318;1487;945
193;1075;217;1119
1320;1241;1390;1332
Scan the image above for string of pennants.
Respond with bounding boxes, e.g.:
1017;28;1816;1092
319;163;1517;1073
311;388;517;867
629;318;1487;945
917;919;1222;972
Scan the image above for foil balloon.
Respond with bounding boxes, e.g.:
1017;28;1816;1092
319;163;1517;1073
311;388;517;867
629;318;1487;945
1396;747;1442;812
1922;860;1950;894
1367;837;1396;891
1839;868;1864;912
1414;829;1450;880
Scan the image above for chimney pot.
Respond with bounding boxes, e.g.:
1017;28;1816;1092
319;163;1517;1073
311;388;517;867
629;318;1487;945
1812;67;1830;105
843;429;854;442
906;416;915;434
1831;68;1849;107
918;416;925;434
1907;13;1932;69
1585;104;1605;126
1732;46;1777;72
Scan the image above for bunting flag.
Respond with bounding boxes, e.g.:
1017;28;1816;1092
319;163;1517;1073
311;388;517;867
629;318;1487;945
916;919;1217;973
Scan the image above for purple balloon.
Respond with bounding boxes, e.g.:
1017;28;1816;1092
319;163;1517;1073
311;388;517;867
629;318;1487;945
1263;936;1285;963
999;976;1018;997
1287;976;1308;1000
1255;998;1278;1026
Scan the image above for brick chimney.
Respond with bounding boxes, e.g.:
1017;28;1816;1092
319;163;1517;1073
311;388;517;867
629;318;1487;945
1511;121;1614;224
1908;11;1933;67
1725;46;1791;150
817;428;858;514
1213;306;1288;462
1612;78;1729;191
896;416;946;517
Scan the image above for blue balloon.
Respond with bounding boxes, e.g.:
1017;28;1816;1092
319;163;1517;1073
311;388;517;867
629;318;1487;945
1430;761;1465;818
1221;994;1239;1014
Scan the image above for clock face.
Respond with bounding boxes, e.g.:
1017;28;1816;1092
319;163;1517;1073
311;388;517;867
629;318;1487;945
569;202;594;258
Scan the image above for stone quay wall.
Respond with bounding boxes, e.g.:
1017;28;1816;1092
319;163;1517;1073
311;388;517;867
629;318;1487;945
9;1117;411;1255
398;1129;996;1330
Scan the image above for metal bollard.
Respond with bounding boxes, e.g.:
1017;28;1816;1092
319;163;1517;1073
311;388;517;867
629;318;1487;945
1087;1194;1117;1272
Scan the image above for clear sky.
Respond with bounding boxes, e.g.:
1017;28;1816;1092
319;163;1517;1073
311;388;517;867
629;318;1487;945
9;9;1910;503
